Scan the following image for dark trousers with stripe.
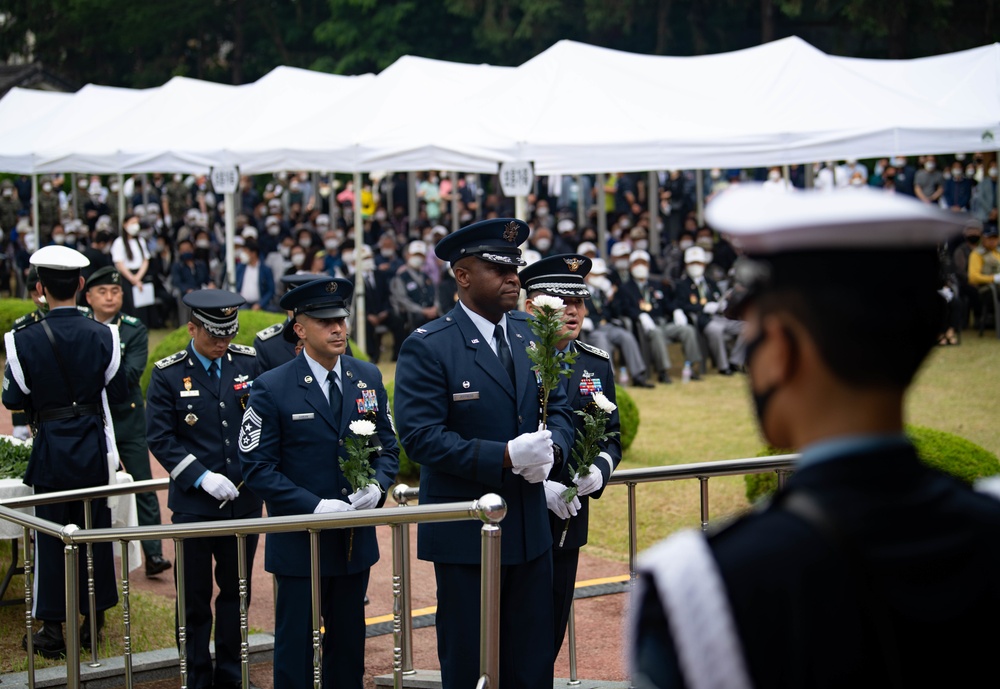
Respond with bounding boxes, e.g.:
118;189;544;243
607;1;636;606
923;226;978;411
172;512;258;689
273;570;370;689
434;550;554;689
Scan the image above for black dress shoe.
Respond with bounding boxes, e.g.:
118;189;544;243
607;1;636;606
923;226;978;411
718;367;734;376
631;376;655;389
23;622;65;659
658;371;673;384
364;594;370;605
80;610;105;648
145;555;172;576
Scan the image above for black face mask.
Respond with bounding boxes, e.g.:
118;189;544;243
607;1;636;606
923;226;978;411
967;236;981;245
180;251;194;262
744;323;797;436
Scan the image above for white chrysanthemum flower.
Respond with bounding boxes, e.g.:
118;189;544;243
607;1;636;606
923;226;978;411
532;294;565;311
591;391;617;414
349;419;377;437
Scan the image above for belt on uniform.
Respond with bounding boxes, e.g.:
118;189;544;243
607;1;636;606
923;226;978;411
38;403;102;422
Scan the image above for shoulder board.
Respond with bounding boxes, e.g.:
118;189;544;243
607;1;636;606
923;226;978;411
11;311;40;331
228;343;257;356
76;305;93;317
507;310;530;322
255;322;284;341
576;341;610;360
119;313;141;326
155;350;188;369
410;316;453;337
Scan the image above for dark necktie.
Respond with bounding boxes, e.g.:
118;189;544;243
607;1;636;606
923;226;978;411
494;324;515;385
209;360;221;393
327;370;342;418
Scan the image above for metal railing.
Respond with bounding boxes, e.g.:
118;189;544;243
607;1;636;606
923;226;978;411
0;481;506;689
394;454;799;685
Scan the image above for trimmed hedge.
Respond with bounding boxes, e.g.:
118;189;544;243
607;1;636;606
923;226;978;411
0;298;39;335
388;381;641;481
0;435;31;480
744;425;1000;503
140;310;366;394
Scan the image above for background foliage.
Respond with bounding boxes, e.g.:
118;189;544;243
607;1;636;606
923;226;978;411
1;0;996;89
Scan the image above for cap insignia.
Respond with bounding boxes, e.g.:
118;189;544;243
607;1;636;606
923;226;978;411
503;221;519;243
220;306;238;316
325;282;338;293
564;257;585;273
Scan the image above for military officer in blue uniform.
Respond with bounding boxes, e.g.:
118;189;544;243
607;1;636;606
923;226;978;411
632;187;1000;688
239;276;398;689
253;273;353;373
520;254;623;658
85;266;171;577
146;289;262;689
394;218;575;689
3;246;127;658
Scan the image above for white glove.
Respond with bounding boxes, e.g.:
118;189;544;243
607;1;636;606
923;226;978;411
994;274;1000;284
703;301;719;315
573;466;605;497
314;498;353;513
638;312;657;333
12;425;30;441
543;480;580;520
582;317;595;332
508;424;554;484
672;309;688;326
201;472;239;501
348;483;381;510
164;214;172;226
938;286;954;302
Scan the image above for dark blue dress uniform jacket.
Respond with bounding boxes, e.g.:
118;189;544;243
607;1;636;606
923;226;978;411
146;341;262;519
239;354;399;576
252;319;296;374
549;341;621;550
2;308;127;489
634;444;1000;688
394;305;575;566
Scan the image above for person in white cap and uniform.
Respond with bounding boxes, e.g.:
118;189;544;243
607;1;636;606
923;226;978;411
3;245;128;658
631;185;1000;688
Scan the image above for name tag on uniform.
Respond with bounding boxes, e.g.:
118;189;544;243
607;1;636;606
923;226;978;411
452;392;480;402
180;390;200;397
292;413;315;421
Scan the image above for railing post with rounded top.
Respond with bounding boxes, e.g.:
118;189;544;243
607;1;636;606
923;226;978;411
476;493;506;689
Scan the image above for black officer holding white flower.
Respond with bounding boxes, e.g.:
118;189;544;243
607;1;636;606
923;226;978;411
239;276;398;689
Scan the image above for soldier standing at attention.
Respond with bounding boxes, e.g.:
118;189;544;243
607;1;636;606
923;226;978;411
3;245;127;658
519;254;622;658
146;290;261;689
84;266;171;577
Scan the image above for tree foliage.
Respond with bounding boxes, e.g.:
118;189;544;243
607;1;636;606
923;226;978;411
1;0;996;88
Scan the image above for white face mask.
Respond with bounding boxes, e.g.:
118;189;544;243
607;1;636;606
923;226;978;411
925;161;936;171
299;237;312;249
589;276;612;295
630;264;649;281
990;167;999;179
679;239;694;251
342;251;355;266
196;239;210;249
267;224;281;236
42;183;53;193
291;253;306;267
686;264;705;279
324;239;340;251
381;247;395;258
125;224;140;236
52;234;66;244
278;245;291;258
360;258;375;272
408;255;424;269
768;170;781;182
634;239;649;251
239;251;250;264
614;258;630;271
535;238;551;252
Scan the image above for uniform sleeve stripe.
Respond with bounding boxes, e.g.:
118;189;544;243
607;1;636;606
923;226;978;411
104;322;121;385
171;454;198;479
4;330;30;395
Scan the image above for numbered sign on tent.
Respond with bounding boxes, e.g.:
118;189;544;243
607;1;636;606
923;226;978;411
499;161;533;197
211;167;240;194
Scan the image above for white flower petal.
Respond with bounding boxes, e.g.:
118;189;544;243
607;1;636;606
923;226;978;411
349;419;377;437
531;294;565;311
591;391;617;414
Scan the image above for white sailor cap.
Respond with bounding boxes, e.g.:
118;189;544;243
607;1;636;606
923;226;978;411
705;184;966;253
30;245;90;270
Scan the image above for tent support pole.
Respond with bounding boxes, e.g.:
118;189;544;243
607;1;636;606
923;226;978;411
695;171;705;229
118;173;126;228
782;165;791;185
353;171;367;357
451;171;460;234
407;171;417;224
996;149;999;217
475;174;483;221
515;195;527;223
805;164;815;189
224;191;236;292
648;171;660;256
31;174;39;256
384;172;394;222
596;173;608;260
575;175;585;233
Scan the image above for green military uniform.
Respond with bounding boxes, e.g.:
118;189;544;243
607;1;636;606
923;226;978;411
165;180;190;225
105;190;120;226
0;189;19;231
37;190;61;242
85;267;167;569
